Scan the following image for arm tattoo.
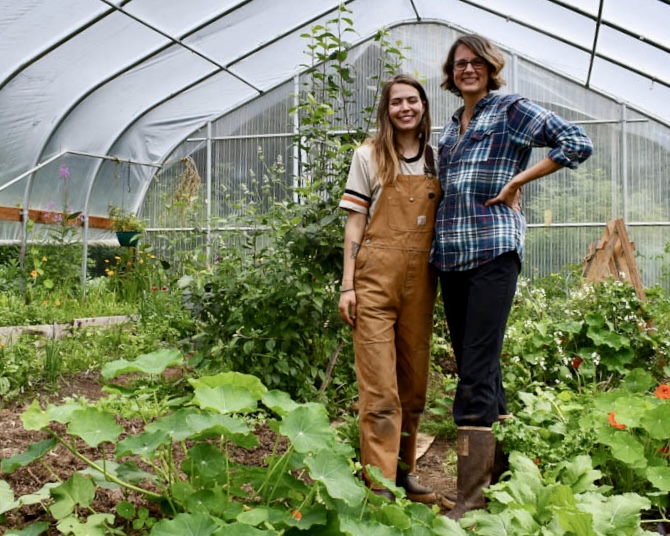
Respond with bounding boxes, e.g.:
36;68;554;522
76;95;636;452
350;241;360;259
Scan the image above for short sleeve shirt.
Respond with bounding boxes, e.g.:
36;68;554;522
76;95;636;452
339;143;434;219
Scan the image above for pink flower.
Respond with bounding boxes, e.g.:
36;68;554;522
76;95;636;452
59;165;70;179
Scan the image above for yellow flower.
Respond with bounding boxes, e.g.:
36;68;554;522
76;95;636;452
55;300;61;307
107;270;115;277
42;256;48;262
139;258;144;264
104;259;110;263
31;270;38;278
43;300;49;305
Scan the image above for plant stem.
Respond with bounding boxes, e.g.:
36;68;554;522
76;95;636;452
50;432;162;500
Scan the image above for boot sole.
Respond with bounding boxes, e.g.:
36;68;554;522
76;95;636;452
406;491;436;503
440;495;456;509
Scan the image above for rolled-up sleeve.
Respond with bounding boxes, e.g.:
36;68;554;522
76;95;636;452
509;99;593;169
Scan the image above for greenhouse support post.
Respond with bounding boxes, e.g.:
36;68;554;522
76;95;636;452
620;103;628;226
206;121;212;266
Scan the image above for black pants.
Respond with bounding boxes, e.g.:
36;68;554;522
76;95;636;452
438;251;520;427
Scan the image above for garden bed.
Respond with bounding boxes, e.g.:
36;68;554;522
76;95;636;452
0;369;456;533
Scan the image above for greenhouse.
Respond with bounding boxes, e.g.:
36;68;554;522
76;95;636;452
1;1;670;535
1;0;669;286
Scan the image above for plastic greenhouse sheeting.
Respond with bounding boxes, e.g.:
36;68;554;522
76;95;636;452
0;0;669;244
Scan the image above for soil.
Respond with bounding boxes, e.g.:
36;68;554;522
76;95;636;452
0;371;457;533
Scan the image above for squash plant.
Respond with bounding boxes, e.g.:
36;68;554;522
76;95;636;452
1;348;461;535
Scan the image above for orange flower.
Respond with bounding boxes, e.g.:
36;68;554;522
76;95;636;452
608;411;625;430
654;384;670;400
31;270;38;278
291;509;302;521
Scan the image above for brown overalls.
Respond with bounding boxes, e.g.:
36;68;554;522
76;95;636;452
353;153;441;486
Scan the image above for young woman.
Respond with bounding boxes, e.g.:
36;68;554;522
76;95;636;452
338;74;441;502
432;34;593;519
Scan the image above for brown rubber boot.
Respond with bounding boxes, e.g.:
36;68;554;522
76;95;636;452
396;473;436;503
441;416;511;511
445;427;496;521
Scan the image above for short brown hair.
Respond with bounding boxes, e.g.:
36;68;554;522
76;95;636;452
441;34;506;96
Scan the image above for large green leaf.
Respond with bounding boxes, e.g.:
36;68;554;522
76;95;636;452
49;473;95;520
4;521;49;535
601;431;647;468
182;443;227;483
101;348;183;380
304;450;365;506
115;429;171;458
1;438;57;474
145;407;199;441
621;368;656;393
192;384;258;414
279;405;334;453
56;514;114;536
582;492;650;535
640;401;670;439
186;412;258;449
190;372;267;400
216;523;271;535
0;480;17;514
21;400;49;431
647;465;670;492
554;455;601;494
339;516;403;536
67;407;124;447
612;396;649;428
13;483;58;508
261;390;300;417
46;401;86;425
553;508;594;535
150;512;220;536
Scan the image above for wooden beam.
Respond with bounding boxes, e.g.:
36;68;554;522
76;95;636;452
0;206;113;230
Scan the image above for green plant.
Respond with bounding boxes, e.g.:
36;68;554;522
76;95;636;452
465;452;656;535
503;276;666;394
108;205;147;232
497;370;670;520
179;5;408;406
1;349;457;535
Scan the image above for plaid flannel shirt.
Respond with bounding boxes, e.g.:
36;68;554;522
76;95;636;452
431;93;593;272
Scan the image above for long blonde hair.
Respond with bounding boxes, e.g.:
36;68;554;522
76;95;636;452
370;74;431;185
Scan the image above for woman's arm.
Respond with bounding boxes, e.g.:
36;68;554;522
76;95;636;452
485;156;561;209
338;210;367;328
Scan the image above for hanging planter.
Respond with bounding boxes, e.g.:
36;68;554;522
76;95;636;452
108;205;147;247
116;231;142;247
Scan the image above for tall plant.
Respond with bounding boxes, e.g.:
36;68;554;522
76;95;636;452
181;6;408;404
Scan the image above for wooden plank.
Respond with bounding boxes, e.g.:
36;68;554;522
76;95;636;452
0;206;113;229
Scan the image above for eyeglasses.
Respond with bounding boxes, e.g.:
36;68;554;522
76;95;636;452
452;58;487;71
